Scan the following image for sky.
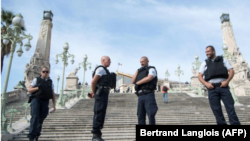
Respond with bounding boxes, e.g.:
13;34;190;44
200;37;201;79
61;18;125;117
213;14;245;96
1;0;250;93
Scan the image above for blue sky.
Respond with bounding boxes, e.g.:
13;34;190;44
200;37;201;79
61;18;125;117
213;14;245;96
1;0;250;92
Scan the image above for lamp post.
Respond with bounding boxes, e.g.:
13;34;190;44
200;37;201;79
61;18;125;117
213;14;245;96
1;13;33;134
79;54;91;99
222;43;239;104
55;42;75;108
192;55;204;96
175;65;184;93
165;69;170;80
57;75;60;94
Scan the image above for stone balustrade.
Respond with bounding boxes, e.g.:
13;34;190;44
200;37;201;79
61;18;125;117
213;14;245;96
4;89;28;104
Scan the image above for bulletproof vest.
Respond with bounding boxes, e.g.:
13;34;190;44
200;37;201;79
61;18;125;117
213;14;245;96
135;66;158;90
92;65;116;88
33;77;53;100
204;56;229;81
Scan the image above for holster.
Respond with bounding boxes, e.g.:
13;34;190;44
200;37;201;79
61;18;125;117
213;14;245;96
28;95;34;103
95;85;110;96
95;87;102;96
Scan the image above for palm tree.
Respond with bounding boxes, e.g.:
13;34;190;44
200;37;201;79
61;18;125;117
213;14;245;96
1;8;25;73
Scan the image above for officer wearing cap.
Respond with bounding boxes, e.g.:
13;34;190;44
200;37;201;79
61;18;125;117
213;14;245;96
89;56;116;141
198;45;241;125
27;66;56;141
132;56;158;125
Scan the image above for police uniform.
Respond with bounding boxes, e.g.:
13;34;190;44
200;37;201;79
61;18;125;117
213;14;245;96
28;77;54;140
91;65;112;136
135;66;158;125
199;56;240;125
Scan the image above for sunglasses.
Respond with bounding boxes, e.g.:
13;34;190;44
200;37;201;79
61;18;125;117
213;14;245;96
42;71;49;74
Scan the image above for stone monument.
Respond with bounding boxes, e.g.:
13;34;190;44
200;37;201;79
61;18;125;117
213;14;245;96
190;55;202;88
220;13;250;96
65;68;79;91
24;11;53;89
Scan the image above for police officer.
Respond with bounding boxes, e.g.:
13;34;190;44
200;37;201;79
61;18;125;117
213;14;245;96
89;56;114;141
27;66;56;141
132;56;158;125
198;45;241;125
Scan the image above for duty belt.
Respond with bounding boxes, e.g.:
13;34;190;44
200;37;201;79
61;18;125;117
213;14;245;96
137;89;154;96
212;83;221;87
96;85;111;95
97;85;111;89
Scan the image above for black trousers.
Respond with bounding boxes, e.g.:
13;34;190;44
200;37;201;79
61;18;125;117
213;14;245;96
208;86;241;125
91;91;109;135
137;92;158;125
28;98;49;139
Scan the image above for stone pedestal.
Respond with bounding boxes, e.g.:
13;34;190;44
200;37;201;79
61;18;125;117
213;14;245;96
65;75;79;91
190;75;202;88
232;81;250;96
163;79;170;88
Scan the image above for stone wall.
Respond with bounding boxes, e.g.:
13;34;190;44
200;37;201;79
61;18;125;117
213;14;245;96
5;89;28;104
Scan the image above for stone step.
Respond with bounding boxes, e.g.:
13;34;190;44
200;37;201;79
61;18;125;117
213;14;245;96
8;93;250;141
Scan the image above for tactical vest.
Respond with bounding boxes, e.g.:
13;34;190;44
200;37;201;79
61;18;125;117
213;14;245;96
135;66;158;91
33;77;53;100
204;56;229;81
92;65;116;88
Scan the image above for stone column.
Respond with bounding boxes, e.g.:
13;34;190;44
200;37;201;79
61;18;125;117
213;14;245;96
24;11;53;89
221;13;250;96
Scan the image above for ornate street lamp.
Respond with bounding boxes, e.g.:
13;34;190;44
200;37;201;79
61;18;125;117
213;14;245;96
78;54;91;99
165;69;170;80
55;42;75;108
175;65;184;93
192;55;201;72
1;13;33;134
57;75;60;94
192;55;204;96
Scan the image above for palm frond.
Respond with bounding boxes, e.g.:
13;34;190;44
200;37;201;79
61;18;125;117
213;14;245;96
1;8;14;27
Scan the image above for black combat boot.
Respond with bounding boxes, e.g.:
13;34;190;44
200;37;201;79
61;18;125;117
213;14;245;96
92;133;105;141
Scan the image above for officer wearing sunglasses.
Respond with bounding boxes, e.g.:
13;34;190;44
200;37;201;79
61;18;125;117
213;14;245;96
27;66;56;141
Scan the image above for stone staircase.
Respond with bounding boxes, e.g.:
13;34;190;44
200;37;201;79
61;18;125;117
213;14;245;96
8;92;250;141
5;95;57;125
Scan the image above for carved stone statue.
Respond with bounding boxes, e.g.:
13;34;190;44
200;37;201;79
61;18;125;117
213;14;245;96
14;80;27;91
68;68;79;76
24;63;31;81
